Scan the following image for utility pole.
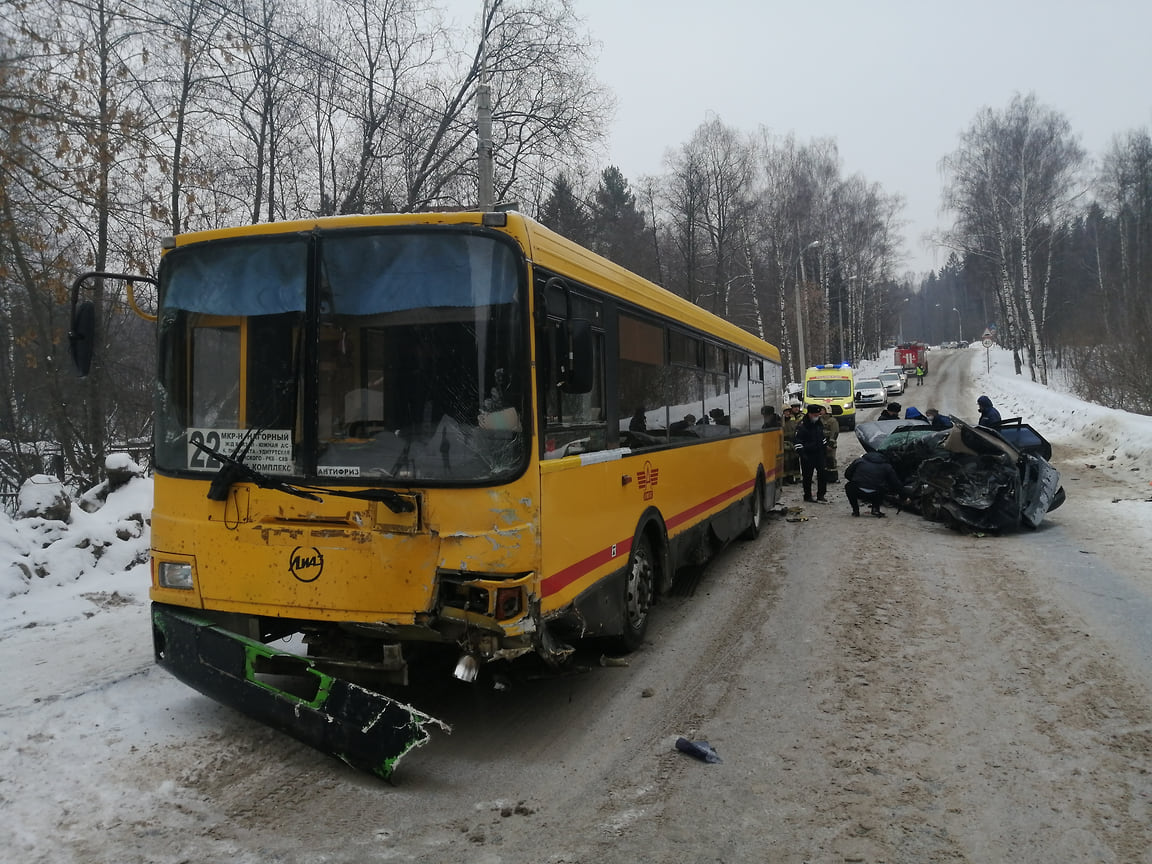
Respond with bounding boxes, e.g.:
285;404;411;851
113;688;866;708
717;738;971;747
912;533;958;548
476;1;494;209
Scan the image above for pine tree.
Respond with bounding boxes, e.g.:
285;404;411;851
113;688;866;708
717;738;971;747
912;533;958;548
539;174;591;247
590;167;651;276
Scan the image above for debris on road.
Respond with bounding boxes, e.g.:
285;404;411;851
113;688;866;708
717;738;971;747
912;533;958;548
675;737;722;763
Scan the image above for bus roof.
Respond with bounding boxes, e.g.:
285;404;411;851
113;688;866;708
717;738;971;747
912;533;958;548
515;214;779;363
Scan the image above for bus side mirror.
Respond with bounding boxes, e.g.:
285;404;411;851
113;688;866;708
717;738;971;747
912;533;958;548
69;300;96;377
558;319;594;394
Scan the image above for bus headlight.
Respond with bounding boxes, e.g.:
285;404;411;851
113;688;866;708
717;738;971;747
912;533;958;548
158;561;194;590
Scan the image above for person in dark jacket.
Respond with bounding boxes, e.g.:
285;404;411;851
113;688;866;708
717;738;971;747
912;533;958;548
761;405;782;429
794;404;828;503
878;402;902;421
844;451;903;517
976;395;1002;428
924;408;953;430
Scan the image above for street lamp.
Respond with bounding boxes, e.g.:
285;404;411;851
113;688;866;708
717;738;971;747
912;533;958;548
795;240;819;374
898;297;909;343
952;307;963;343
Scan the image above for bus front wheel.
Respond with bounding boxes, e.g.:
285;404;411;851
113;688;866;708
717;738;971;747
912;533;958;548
616;532;655;653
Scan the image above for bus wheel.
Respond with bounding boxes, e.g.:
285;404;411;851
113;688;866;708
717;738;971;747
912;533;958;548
616;532;655;652
740;477;764;541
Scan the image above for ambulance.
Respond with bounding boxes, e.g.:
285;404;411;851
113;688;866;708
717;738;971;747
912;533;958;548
803;363;857;430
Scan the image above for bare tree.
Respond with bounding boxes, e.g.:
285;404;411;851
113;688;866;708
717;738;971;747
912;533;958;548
941;93;1085;382
660;144;708;304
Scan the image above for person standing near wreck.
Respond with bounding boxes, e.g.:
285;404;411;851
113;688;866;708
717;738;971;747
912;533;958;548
878;402;902;421
977;395;1002;428
781;404;801;484
794;404;828;503
817;404;840;482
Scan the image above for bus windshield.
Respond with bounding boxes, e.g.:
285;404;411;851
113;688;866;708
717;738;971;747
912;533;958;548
154;229;529;485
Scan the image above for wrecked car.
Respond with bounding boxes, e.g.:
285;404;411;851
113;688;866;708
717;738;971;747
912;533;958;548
854;416;1065;532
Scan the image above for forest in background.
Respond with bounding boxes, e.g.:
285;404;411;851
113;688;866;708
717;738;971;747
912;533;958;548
1;0;1149;498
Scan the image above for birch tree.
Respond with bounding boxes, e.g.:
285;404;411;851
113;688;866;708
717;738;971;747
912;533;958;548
941;93;1085;382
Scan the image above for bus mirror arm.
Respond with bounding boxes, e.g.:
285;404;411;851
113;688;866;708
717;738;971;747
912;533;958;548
67;270;158;376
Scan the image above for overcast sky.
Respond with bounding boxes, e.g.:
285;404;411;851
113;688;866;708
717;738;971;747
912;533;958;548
455;0;1152;275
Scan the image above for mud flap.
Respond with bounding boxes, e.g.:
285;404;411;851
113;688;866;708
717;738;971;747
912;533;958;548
152;604;449;781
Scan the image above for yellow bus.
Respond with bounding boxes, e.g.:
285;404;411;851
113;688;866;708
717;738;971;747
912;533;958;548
69;211;782;776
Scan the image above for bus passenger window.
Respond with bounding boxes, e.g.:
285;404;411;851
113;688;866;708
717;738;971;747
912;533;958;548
667;365;703;443
701;370;729;437
618;315;667;448
729;355;750;432
544;331;606;459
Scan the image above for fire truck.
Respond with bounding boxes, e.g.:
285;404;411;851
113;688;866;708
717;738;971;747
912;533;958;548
894;342;928;375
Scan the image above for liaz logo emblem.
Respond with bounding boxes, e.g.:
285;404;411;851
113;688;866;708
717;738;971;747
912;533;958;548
637;461;660;501
289;546;324;583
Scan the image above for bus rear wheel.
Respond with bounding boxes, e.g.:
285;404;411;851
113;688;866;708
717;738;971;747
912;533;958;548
740;477;764;541
615;533;655;653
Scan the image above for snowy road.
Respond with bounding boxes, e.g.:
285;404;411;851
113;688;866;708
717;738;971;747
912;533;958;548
2;348;1151;863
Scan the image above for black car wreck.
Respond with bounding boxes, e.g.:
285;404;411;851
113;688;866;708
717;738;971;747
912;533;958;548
854;416;1066;532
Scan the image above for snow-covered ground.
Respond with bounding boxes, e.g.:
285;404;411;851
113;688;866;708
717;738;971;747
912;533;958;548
1;345;1150;861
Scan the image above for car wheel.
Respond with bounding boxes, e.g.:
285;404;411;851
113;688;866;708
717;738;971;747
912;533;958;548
614;531;655;652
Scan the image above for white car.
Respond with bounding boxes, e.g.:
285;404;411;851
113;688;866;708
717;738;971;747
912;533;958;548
878;372;905;395
882;367;908;389
854;379;887;407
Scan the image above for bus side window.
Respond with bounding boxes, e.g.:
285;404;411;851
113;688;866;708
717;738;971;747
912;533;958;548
543;329;607;459
618;315;668;448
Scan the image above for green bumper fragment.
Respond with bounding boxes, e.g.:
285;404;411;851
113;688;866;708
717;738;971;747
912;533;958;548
152;604;449;780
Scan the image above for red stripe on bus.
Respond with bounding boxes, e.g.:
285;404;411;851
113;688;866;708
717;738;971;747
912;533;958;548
542;536;633;597
541;477;755;597
665;478;754;531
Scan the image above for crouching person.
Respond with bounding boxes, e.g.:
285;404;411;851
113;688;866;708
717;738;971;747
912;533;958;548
844;452;902;518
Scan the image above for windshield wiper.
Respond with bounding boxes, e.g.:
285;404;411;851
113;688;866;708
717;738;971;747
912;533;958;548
191;435;414;512
192;435;322;503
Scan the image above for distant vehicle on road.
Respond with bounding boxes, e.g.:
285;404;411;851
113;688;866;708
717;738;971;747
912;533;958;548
804;363;856;430
878;372;905;395
882;367;908;388
894;342;928;374
854;378;887;407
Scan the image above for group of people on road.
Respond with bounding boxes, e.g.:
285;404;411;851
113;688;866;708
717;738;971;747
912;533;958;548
780;401;840;501
771;384;1006;519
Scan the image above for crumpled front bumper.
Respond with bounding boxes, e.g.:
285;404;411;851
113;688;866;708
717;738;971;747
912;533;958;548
151;604;449;780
